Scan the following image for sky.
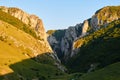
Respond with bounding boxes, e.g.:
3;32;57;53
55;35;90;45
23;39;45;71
0;0;120;31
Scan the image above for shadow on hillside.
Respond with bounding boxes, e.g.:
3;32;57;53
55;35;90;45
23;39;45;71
0;53;63;80
67;37;120;73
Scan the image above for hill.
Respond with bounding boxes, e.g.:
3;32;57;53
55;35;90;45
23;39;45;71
67;19;120;73
0;7;65;80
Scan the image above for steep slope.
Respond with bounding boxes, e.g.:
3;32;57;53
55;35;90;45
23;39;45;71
67;19;120;73
0;8;65;80
0;19;65;80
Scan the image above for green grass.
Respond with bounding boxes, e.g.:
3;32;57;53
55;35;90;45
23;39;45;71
79;62;120;80
50;73;83;80
8;58;64;80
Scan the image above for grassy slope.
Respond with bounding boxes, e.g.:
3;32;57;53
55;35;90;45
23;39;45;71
0;20;64;80
67;19;120;73
0;10;37;39
79;62;120;80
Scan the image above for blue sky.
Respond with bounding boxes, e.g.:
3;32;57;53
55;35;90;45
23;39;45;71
0;0;120;31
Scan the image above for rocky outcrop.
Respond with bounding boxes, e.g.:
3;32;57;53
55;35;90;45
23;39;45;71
90;6;120;30
81;20;89;35
0;6;46;40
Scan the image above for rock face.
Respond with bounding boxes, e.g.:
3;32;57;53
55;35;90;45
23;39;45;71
81;20;89;35
47;23;83;61
47;19;91;61
47;20;90;61
0;6;46;40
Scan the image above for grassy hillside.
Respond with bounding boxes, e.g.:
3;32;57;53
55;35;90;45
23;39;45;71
67;19;120;73
0;20;64;80
56;62;120;80
79;62;120;80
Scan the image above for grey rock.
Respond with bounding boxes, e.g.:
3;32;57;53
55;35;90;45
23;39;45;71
48;23;83;61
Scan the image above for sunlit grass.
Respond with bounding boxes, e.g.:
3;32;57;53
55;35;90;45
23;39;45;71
0;20;65;79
